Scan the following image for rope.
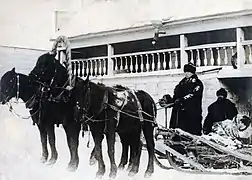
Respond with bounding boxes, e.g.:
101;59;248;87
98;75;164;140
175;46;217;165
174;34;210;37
51;36;72;88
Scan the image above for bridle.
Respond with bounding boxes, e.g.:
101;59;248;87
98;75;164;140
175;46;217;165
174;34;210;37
1;73;20;104
75;81;92;122
2;72;43;119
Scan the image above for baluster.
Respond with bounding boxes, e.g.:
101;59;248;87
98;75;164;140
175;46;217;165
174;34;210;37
85;59;88;75
88;60;92;76
103;59;107;75
196;49;200;66
114;57;118;71
81;61;84;76
163;52;166;70
75;61;79;76
83;61;86;76
203;49;207;66
157;53;161;70
209;48;214;65
248;45;252;64
79;61;83;77
78;61;82;76
130;56;133;73
216;47;221;65
120;57;123;70
124;56;128;72
146;54;150;72
230;46;235;55
151;53;155;71
190;50;194;64
71;61;75;76
174;51;178;69
135;55;139;72
140;54;144;72
223;47;228;65
96;59;99;75
168;51;172;69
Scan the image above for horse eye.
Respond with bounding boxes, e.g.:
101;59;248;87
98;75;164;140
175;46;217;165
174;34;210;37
10;80;13;83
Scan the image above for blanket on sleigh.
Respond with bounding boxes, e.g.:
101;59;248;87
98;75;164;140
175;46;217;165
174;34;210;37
202;114;252;150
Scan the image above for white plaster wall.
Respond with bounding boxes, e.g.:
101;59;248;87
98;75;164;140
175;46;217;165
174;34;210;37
91;71;223;127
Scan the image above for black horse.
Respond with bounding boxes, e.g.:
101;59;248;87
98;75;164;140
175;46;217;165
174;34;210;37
30;53;157;178
0;68;81;171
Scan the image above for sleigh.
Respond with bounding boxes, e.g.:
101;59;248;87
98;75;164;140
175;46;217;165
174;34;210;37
50;36;252;176
153;121;252;175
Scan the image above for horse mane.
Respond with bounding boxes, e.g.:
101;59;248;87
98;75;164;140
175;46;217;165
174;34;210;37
113;84;130;91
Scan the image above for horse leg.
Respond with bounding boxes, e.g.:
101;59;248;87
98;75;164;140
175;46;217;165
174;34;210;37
47;125;58;165
105;124;117;178
142;122;155;178
89;146;97;166
90;127;105;178
118;134;129;170
63;122;81;171
38;125;48;163
128;129;142;176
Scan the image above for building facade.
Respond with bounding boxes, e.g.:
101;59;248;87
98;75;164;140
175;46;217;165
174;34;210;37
54;3;252;125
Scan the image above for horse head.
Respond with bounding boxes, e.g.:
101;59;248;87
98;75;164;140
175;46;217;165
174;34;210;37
29;52;58;85
73;74;91;121
0;68;19;104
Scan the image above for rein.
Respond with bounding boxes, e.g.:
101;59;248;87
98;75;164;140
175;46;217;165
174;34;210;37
7;101;41;120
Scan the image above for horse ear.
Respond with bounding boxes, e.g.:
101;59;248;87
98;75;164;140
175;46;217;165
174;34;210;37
11;68;15;73
85;73;90;82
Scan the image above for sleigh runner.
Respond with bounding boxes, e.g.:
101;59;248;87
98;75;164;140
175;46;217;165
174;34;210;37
153;126;252;175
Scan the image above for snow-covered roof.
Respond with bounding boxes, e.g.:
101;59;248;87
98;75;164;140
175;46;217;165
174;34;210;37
56;0;252;38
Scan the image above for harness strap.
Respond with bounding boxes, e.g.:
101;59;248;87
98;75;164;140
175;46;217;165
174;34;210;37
130;90;144;122
16;74;20;101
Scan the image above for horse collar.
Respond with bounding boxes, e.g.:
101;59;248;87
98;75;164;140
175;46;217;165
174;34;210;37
16;74;20;100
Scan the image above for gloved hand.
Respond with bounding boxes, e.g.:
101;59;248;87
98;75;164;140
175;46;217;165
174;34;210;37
159;94;173;107
159;98;167;107
174;98;182;105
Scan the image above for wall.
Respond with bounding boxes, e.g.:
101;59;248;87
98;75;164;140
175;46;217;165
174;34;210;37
0;46;46;77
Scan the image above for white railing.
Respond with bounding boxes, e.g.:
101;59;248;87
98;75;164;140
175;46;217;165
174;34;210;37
185;42;237;66
71;41;252;77
242;40;252;64
71;56;108;77
111;48;180;74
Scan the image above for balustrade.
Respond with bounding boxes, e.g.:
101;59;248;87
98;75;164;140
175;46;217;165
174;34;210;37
69;40;252;77
111;48;180;74
185;42;236;67
71;56;108;77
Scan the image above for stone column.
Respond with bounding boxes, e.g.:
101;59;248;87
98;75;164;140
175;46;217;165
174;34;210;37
107;44;114;76
236;28;245;68
180;34;188;69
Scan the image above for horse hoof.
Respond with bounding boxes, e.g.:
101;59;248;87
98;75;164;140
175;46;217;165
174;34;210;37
144;171;153;178
40;157;47;164
128;171;137;177
118;164;125;170
126;165;132;172
67;164;78;172
109;172;116;179
47;158;57;165
89;158;97;166
95;173;104;179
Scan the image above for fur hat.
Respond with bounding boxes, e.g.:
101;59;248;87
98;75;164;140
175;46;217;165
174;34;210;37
183;63;196;74
216;88;227;98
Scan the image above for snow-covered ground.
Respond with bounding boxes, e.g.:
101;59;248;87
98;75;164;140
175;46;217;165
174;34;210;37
0;103;251;180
